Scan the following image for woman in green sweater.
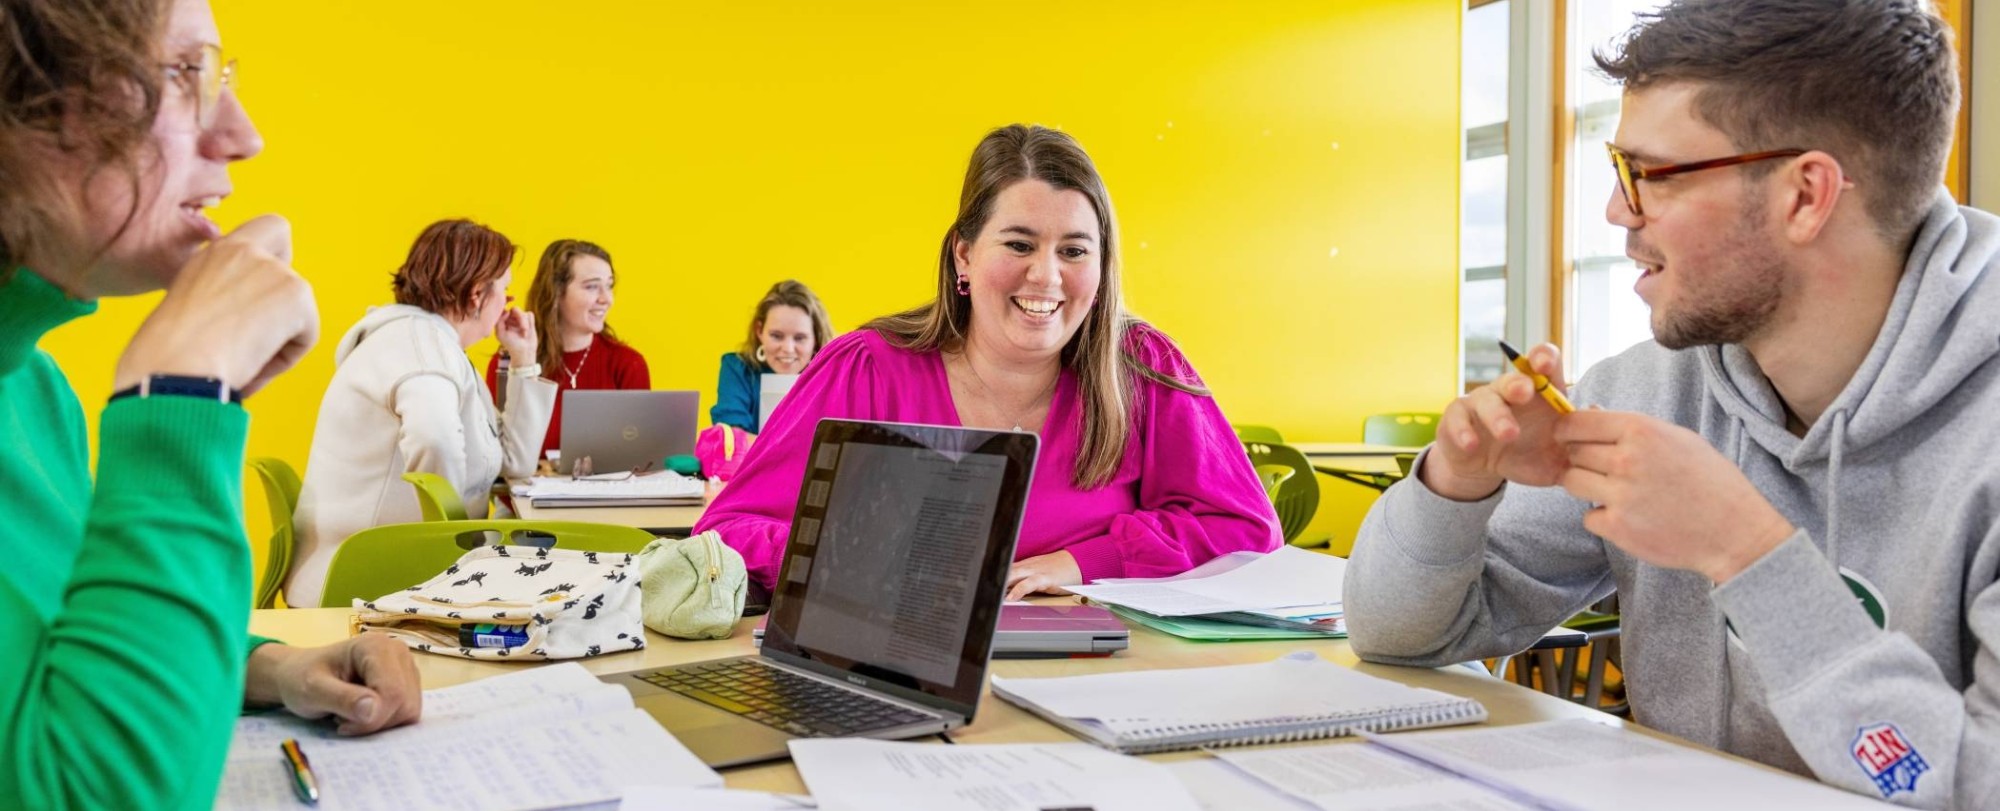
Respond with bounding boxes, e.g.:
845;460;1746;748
0;0;421;807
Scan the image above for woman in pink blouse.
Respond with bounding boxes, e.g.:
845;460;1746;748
695;125;1280;601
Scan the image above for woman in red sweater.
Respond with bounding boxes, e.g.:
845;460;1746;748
485;239;651;457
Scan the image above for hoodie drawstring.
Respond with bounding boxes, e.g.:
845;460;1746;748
1825;410;1849;574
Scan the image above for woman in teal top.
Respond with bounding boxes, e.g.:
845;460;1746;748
0;1;419;807
711;280;834;433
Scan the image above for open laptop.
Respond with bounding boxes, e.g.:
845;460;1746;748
758;372;798;430
598;418;1038;767
558;390;699;474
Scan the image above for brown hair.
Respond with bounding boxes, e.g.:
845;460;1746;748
525;239;618;373
865;124;1204;489
1595;0;1958;242
736;279;834;367
390;219;516;320
0;0;168;277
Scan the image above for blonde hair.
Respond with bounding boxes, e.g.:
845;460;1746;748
865;124;1204;489
737;279;834;367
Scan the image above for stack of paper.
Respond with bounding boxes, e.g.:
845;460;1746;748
515;472;704;507
788;739;1201;811
1069;547;1346;639
218;664;721;811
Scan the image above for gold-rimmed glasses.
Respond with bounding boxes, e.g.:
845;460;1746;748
1606;142;1806;217
163;43;237;129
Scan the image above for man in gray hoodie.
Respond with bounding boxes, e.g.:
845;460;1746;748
1344;1;1996;807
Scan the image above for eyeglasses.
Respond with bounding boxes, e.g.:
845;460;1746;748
1606;143;1806;217
162;44;237;129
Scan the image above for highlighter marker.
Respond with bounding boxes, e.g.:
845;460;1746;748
1497;340;1575;414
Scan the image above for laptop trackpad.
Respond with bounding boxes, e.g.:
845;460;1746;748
634;692;796;768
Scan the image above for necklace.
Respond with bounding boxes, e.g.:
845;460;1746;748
562;339;593;388
954;352;1058;432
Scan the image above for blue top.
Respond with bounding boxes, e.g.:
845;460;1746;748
711;352;769;432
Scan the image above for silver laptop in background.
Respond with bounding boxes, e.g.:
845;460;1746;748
558;390;699;475
598;419;1039;767
758;373;799;430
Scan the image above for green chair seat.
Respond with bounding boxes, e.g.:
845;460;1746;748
1233;423;1285;444
1244;441;1319;546
317;519;658;607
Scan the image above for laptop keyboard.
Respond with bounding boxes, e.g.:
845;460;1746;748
638;659;936;737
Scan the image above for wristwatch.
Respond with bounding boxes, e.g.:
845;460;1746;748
109;374;243;404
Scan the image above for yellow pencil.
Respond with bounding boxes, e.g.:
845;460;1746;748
1497;340;1574;414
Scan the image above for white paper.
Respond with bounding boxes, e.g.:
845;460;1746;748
993;651;1474;731
1069;548;1345;616
1165;760;1318;811
217;665;721;811
619;787;815;810
789;739;1199;811
1222;721;1891;811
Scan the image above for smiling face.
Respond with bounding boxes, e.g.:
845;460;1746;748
558;254;614;338
952;179;1102;366
1608;82;1790;350
64;0;262;297
757;304;817;374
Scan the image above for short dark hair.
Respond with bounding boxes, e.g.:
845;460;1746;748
390;219;515;319
1595;0;1958;241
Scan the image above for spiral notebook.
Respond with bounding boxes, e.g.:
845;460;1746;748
990;651;1487;754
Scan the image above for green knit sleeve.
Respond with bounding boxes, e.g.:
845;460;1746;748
2;397;252;810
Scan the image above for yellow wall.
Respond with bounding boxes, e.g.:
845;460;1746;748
41;1;1460;555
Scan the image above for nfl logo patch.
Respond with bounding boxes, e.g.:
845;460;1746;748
1851;723;1930;798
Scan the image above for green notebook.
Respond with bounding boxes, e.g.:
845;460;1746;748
1106;605;1346;642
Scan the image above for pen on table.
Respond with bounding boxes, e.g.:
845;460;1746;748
1497;340;1574;414
280;738;320;805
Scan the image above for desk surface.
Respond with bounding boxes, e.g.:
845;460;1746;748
256;604;1659;795
1291;442;1424;456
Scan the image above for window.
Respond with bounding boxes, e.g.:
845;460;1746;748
1461;0;1511;388
1562;0;1662;378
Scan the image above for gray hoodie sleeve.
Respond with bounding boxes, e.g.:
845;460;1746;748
1344;448;1615;666
1714;529;2000;810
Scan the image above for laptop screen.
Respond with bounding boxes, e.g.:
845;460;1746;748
762;419;1036;718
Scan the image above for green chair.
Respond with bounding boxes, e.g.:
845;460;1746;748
1244;442;1319;546
402;471;469;521
317;519;659;608
1363;412;1440;447
1233;424;1285;444
1316;412;1442;492
248;457;303;609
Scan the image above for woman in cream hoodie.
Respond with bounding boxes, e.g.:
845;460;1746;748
289;219;556;607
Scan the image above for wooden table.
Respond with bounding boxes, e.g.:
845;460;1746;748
256;602;1662;796
512;501;706;534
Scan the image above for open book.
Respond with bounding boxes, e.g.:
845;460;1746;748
991;651;1485;754
1214;719;1891;810
217;663;721;811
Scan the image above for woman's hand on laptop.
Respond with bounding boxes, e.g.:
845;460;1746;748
1006;550;1082;601
244;633;423;736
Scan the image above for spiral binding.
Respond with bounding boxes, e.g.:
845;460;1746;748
1098;699;1488;755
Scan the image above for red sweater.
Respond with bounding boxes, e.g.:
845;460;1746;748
485;333;651;456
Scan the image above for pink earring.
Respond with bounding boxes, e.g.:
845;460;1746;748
955;276;971;296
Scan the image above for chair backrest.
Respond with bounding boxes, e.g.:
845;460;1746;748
402;471;469;521
1363;413;1441;447
1243;442;1319;545
248;457;303;609
317;519;659;608
1233;423;1285;444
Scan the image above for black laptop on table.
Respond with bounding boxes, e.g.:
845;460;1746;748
597;418;1038;767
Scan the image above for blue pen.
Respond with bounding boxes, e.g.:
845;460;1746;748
280;738;320;805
